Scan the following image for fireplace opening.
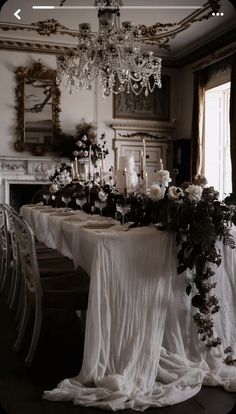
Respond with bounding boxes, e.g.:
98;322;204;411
10;183;49;211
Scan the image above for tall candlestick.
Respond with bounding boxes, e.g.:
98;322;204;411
88;145;91;180
75;157;78;178
160;158;164;170
123;168;127;197
99;160;103;188
140;150;144;179
71;162;75;180
145;171;148;193
143;139;146;175
101;148;104;171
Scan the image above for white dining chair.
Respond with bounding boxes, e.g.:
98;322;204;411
13;212;90;366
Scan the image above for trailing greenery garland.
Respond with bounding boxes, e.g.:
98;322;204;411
42;168;236;361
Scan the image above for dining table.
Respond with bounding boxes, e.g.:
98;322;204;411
20;204;236;411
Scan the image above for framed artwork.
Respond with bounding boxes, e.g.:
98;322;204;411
113;75;170;121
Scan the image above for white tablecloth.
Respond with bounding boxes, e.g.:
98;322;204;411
21;206;236;411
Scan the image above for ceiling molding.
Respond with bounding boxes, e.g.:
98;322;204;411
0;37;76;54
174;27;236;68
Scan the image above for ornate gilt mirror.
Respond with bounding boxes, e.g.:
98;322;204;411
14;61;61;155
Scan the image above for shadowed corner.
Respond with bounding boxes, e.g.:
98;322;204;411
0;0;8;12
228;0;236;11
228;402;236;413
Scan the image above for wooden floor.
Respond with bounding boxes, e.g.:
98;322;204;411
1;293;236;414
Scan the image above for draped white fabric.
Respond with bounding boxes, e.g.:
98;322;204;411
21;206;236;411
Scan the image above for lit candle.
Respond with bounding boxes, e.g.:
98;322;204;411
160;158;164;170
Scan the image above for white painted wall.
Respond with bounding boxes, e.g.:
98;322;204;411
0;49;178;171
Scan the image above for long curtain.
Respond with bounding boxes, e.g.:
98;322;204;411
191;70;207;180
230;53;236;192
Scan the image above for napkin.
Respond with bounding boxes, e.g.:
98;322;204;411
51;211;79;217
82;221;116;229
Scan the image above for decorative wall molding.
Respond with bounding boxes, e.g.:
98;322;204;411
112;126;173;172
0;38;76;55
0;19;79;38
0;156;68;203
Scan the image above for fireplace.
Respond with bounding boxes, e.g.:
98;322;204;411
10;183;49;211
0;155;67;207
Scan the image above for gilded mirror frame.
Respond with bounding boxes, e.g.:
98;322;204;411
14;61;61;155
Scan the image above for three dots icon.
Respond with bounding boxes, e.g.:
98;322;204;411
212;12;224;16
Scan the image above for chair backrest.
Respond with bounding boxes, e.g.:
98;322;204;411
4;205;20;271
0;204;10;258
13;212;42;301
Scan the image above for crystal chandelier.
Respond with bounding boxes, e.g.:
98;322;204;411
57;0;162;97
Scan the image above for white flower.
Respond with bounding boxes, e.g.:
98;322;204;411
154;170;172;187
98;190;108;202
168;186;184;201
73;150;79;157
59;170;72;186
49;183;59;194
76;140;83;147
149;183;165;200
83;150;89;157
186;185;203;202
82;135;88;141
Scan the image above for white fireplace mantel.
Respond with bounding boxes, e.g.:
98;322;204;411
0;155;68;204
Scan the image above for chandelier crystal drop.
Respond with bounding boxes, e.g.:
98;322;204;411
57;0;162;97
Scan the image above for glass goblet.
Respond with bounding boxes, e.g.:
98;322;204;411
94;200;107;216
116;203;131;225
43;194;50;205
61;196;71;209
76;197;87;210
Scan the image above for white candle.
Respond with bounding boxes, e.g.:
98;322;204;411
123;168;127;197
84;164;88;181
99;160;103;187
143;139;146;175
160;158;164;170
140;150;144;179
71;162;75;180
145;171;148;193
75;157;78;177
101;148;104;171
88;145;91;180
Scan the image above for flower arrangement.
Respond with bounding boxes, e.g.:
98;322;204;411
48;163;72;193
40;163;236;361
54;122;108;166
126;182;236;359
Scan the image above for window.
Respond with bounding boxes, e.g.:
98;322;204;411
204;81;231;199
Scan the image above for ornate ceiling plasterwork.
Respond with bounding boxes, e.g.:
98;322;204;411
0;1;221;50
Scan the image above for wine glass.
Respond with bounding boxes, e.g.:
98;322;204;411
94;200;107;216
61;196;71;209
76;197;87;210
43;194;50;205
116;203;131;225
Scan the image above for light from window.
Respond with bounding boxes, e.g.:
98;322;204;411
204;82;231;200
